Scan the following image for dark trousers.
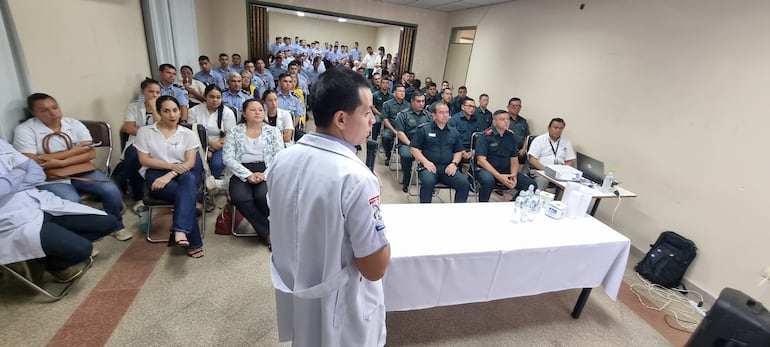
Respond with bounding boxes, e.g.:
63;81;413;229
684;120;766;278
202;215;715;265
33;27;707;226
40;212;118;270
477;170;536;202
228;162;270;241
123;144;144;202
371;116;382;142
144;155;203;248
417;164;471;203
399;145;414;189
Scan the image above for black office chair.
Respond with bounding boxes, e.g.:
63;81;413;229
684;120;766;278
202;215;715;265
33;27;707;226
81;120;114;177
144;123;209;243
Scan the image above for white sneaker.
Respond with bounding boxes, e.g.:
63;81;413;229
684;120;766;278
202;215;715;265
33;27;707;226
112;228;133;241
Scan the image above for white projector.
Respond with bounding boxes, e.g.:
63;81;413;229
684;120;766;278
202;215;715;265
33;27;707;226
544;165;583;181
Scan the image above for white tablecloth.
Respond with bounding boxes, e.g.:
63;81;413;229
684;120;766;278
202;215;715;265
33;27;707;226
381;203;630;312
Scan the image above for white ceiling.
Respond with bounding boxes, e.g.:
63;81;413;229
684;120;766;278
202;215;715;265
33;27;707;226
379;0;513;12
267;7;390;27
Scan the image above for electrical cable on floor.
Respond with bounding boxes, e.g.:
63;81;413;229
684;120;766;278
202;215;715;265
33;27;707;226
628;272;705;332
610;190;621;226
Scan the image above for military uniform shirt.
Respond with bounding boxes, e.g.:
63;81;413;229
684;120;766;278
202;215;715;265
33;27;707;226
475;127;518;173
508;115;530;151
410;121;463;166
475;107;493;129
394;109;432;140
381;99;408;125
447;111;485;151
373;90;393;114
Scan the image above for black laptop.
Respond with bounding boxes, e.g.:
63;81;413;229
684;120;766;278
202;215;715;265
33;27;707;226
577;152;618;186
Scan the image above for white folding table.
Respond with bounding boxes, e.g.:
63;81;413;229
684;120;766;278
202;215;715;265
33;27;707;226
381;203;630;318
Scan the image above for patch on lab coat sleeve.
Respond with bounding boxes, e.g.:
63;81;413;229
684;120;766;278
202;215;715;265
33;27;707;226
369;195;385;232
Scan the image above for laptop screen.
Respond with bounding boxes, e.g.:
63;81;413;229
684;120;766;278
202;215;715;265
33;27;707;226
577;152;605;184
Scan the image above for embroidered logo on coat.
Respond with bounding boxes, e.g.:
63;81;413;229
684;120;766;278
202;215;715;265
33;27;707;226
369;195;385;232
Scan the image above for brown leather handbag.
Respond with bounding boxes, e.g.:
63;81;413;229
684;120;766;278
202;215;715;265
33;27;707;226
42;132;98;180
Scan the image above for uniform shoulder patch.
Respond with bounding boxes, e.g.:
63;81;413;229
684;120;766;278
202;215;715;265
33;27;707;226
484;129;493;136
369;195;385;232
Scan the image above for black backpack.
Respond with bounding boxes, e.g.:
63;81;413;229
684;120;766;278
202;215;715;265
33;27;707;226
635;231;697;288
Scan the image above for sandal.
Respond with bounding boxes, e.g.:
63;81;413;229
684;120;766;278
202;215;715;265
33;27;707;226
132;202;146;215
187;248;204;258
167;231;190;248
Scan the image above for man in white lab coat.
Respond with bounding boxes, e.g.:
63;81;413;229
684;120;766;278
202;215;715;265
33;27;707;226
268;68;391;347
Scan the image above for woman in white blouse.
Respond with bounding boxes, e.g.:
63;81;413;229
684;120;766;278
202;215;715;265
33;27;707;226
134;96;204;258
261;89;294;144
223;99;284;249
119;79;161;213
187;84;236;179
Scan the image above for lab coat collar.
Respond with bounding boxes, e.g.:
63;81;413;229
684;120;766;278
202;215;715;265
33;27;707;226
297;132;366;168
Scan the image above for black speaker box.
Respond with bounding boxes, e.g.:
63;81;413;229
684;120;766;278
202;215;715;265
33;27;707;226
686;287;770;347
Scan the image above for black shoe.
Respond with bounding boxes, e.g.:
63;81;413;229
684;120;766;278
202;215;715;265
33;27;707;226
384;159;390;166
493;189;504;196
402;186;409;193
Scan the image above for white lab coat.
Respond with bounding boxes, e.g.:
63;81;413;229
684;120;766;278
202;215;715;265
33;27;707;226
0;141;106;265
267;133;389;347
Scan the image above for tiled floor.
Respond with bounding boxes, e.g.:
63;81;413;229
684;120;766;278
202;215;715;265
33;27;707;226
0;132;698;347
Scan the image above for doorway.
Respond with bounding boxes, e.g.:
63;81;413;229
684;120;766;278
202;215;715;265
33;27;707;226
443;27;476;88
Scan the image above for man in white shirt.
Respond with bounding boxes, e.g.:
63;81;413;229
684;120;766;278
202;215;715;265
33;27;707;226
268;68;390;347
527;117;577;190
362;46;375;77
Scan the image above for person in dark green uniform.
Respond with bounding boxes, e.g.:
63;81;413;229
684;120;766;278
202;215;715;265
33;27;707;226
410;102;470;203
424;82;440;106
371;76;392;142
475;110;536;202
475;94;493;128
507;97;530;164
448;97;485;162
380;84;408;166
394;93;431;192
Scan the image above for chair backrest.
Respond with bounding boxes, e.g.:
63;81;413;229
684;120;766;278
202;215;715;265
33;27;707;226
80;120;113;176
469;131;482;173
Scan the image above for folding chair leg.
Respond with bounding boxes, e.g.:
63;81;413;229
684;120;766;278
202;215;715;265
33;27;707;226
231;204;257;237
1;258;93;301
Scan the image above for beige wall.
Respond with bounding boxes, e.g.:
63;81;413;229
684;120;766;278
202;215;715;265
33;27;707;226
268;12;378;56
376;26;402;59
196;0;449;81
451;0;770;301
195;0;249;60
9;0;150;160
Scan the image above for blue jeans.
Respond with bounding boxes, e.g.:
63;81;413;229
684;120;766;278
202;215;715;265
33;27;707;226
122;145;145;202
398;145;414;189
144;157;203;249
38;170;125;231
417;164;470;203
477;169;536;202
40;212;117;270
209;149;225;178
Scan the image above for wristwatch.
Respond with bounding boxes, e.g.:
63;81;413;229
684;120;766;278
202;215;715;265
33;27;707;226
450;161;459;167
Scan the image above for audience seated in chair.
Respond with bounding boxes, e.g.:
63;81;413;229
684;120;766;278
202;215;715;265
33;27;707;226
222;99;284;249
448;97;485;165
474;110;537;202
134;95;204;258
13;93;131;241
188;84;237;179
394;93;432;193
409;102;470;203
262;90;294;145
0;139;117;283
380;84;408;167
527;117;576;191
114;78;161;214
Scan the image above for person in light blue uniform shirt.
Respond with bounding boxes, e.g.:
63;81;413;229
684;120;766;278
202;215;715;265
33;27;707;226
349;42;361;62
270;56;287;81
139;64;189;121
276;73;302;118
222;72;253;120
215;53;234;86
230;53;244;73
194;55;222;88
252;59;274;97
270;36;283;56
287;61;309;97
305;57;325;86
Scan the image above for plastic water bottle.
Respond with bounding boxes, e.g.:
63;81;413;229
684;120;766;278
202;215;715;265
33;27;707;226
601;169;615;193
138;205;150;234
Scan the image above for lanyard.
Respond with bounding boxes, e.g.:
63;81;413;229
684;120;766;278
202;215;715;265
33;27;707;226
549;138;561;157
145;113;153;126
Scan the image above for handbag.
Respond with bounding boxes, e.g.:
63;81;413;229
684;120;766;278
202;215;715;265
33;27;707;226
42;132;98;180
215;201;244;235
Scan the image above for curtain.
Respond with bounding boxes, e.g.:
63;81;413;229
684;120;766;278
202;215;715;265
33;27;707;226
398;26;415;76
141;0;200;76
248;5;269;62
